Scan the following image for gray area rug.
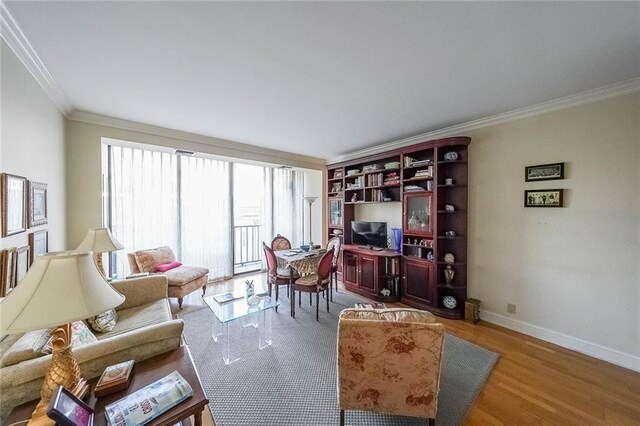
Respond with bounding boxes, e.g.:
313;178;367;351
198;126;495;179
178;290;498;426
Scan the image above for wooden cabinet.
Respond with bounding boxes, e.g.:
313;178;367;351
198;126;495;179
327;136;471;318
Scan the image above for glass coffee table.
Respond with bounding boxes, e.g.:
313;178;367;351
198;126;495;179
202;295;279;365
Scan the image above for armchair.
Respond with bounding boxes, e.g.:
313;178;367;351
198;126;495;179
337;308;445;425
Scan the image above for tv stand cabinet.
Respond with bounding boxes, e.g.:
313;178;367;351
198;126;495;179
342;245;401;303
327;136;471;318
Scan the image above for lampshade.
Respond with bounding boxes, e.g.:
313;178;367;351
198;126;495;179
0;251;125;334
303;196;318;204
76;227;124;253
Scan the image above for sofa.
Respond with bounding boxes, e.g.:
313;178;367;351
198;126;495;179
337;308;445;425
0;275;184;419
128;246;209;309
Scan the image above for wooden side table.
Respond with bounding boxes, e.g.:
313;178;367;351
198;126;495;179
7;346;209;426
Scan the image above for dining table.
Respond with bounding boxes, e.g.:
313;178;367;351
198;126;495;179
274;248;326;316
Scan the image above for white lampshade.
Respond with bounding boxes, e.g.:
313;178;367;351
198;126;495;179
303;196;318;204
0;251;125;334
76;227;124;253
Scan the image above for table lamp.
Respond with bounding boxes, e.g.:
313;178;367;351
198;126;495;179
76;227;124;276
0;251;125;425
303;196;318;247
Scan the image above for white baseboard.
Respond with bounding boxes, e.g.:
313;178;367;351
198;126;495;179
481;310;640;373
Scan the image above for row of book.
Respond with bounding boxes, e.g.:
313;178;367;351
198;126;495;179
413;166;433;178
346;176;365;189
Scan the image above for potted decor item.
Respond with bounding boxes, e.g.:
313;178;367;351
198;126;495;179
392;228;402;253
444;265;455;285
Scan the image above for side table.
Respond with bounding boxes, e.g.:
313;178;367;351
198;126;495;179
7;346;209;426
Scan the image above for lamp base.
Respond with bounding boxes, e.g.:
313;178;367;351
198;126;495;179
28;324;89;425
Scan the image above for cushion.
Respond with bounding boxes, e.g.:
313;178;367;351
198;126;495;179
295;274;329;287
133;246;176;273
164;266;208;287
276;267;300;278
340;308;437;324
155;261;182;272
98;299;171;340
87;309;118;333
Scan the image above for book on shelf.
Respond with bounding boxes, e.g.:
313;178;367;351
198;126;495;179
105;370;193;426
94;360;135;397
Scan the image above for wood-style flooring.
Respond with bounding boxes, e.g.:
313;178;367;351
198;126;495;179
170;273;640;426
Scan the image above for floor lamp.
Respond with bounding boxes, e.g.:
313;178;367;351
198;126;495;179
303;196;318;246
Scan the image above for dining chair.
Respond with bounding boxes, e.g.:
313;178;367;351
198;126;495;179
326;237;341;301
290;250;333;321
262;242;298;312
271;234;292;251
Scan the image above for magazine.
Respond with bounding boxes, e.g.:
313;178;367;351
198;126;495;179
213;289;268;304
105;371;193;426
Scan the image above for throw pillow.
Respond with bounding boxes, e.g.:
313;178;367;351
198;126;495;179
87;309;118;333
155;261;182;273
37;321;99;355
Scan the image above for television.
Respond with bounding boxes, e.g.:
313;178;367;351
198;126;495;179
351;221;388;248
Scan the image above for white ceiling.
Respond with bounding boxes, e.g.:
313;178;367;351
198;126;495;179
5;1;640;159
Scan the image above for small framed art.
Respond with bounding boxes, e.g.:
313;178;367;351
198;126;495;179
525;163;564;182
29;181;48;227
15;246;30;284
1;173;27;237
524;189;564;208
29;230;49;264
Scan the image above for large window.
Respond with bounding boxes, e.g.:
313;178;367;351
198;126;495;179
106;143;304;280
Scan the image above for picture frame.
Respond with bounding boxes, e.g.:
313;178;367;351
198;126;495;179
29;230;49;265
46;385;95;426
29;181;48;227
1;248;17;297
16;245;30;284
525;162;564;182
524;189;564;208
1;173;28;237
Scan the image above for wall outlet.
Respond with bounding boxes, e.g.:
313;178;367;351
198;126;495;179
507;303;516;314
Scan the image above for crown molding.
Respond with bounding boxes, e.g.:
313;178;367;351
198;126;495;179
67;110;327;168
0;1;73;115
328;77;640;164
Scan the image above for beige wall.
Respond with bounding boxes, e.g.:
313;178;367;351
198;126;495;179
65;118;326;248
465;93;639;368
1;42;66;251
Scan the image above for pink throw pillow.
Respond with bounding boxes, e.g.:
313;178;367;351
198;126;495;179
155;261;182;273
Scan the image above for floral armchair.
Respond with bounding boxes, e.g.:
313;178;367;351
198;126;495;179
337;308;445;425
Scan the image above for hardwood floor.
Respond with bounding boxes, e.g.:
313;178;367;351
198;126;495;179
171;272;640;426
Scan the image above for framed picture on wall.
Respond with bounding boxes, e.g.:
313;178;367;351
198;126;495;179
1;248;17;297
15;246;30;284
525;163;564;182
29;181;48;227
29;230;49;265
1;173;28;237
524;189;564;208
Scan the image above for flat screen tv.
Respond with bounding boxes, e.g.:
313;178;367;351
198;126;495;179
351;221;388;248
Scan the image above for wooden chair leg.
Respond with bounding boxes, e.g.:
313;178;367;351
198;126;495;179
275;283;279;313
316;291;320;321
326;288;330;312
428;418;435;426
299;291;301;307
268;281;272;298
309;293;312;306
178;297;184;310
340;409;345;426
291;288;295;318
202;285;206;296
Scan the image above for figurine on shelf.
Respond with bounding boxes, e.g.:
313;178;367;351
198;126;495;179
427;251;434;261
351;193;358;202
445;204;455;212
444;265;455;285
380;288;391;297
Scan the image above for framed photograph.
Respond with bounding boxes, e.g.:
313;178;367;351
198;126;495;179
1;248;17;297
333;169;344;179
47;386;94;426
524;189;564;208
29;230;49;264
1;173;27;237
29;181;48;227
525;163;564;182
16;246;30;284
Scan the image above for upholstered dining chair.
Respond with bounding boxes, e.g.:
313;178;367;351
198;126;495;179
290;250;333;320
337;308;445;426
262;242;299;312
326;237;342;301
270;234;292;251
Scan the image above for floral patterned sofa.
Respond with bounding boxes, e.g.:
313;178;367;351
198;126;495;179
128;246;209;309
337;308;445;425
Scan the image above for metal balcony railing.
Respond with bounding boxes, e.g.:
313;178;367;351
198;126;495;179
233;225;262;270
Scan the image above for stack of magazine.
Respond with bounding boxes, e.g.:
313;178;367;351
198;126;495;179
105;370;193;426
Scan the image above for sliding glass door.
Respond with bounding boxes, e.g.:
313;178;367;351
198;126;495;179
232;164;265;274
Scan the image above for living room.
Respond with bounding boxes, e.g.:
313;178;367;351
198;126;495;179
1;2;639;425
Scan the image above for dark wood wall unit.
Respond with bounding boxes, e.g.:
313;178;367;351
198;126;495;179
327;136;471;319
341;245;401;302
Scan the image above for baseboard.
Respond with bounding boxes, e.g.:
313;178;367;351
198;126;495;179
481;310;640;373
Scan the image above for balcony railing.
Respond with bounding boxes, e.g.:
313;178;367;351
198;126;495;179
233;224;262;271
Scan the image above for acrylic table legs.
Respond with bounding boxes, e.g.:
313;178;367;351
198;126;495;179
212;309;272;364
259;307;273;349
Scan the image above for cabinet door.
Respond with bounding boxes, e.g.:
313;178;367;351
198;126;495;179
343;251;359;287
402;258;433;304
403;192;433;236
359;255;377;296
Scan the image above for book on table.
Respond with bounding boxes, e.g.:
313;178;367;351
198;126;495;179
212;289;269;304
104;370;193;426
94;360;134;397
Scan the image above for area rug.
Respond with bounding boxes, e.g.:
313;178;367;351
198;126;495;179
178;290;498;426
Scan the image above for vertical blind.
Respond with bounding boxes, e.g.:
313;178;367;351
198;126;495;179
108;144;304;279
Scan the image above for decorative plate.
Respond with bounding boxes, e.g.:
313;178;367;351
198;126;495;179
444;253;455;263
332;229;343;235
444;151;458;161
442;295;457;309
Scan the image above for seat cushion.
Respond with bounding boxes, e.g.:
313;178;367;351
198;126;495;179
276;267;300;278
295;274;329;287
164;266;208;287
133;246;176;273
97;299;171;340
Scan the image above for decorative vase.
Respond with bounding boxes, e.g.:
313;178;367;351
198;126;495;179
392;228;402;253
444;265;455;285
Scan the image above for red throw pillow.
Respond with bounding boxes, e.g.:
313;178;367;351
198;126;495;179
155;261;182;272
